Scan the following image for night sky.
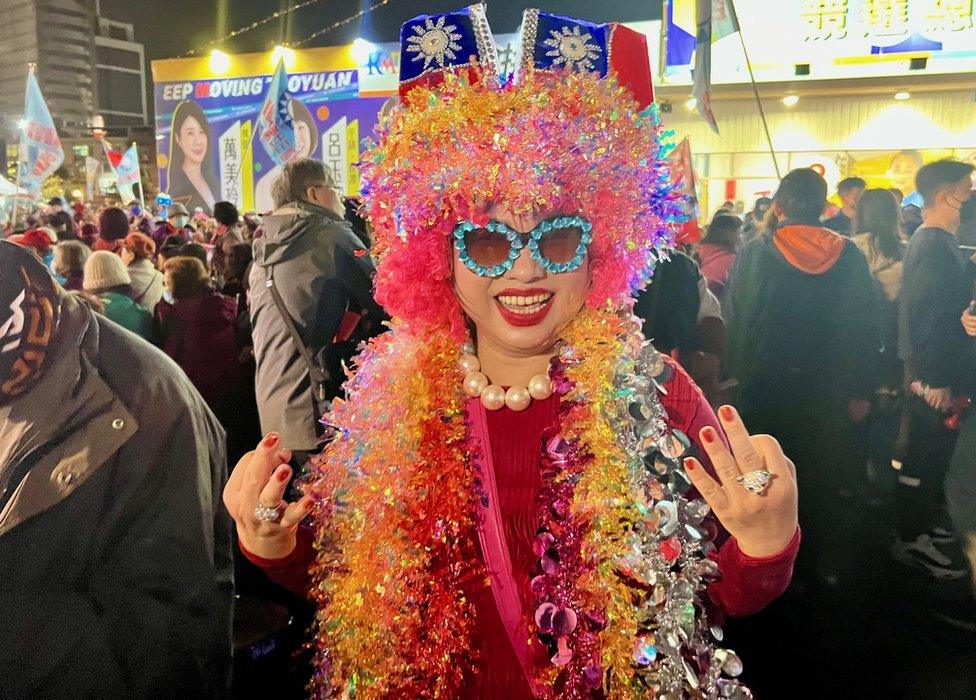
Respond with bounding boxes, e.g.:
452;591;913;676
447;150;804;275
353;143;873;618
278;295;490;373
100;0;662;61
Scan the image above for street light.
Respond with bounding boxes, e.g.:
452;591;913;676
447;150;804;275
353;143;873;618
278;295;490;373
351;37;377;65
209;49;231;75
271;45;296;68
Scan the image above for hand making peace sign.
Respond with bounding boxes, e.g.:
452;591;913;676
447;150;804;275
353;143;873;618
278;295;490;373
684;405;799;558
223;433;314;560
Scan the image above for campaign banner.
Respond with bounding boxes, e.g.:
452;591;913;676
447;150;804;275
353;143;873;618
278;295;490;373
153;57;389;215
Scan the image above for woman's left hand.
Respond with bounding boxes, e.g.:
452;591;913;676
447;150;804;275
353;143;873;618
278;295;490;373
683;405;799;558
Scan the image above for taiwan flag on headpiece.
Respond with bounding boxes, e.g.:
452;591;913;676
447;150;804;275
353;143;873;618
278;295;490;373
257;57;298;166
516;10;654;109
398;3;500;103
19;67;64;193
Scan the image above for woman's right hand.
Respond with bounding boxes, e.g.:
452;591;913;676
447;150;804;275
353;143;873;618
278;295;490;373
223;433;313;560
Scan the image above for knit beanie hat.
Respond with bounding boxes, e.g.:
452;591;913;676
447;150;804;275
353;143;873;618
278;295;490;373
84;251;131;291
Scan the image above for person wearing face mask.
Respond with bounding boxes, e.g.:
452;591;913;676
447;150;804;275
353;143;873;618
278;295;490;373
225;8;799;698
165;202;194;243
894;159;976;579
248;158;387;466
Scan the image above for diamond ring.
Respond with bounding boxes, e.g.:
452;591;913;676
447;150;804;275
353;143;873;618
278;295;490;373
737;469;773;496
254;503;284;524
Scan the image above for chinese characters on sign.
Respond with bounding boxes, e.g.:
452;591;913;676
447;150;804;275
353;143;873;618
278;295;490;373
802;0;974;41
918;0;974;32
801;0;850;40
859;0;910;36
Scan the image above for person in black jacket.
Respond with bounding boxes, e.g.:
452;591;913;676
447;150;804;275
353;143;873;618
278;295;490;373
726;168;881;580
0;240;232;698
894;159;976;579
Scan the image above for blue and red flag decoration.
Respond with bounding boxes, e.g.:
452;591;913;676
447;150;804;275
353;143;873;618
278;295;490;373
398;3;499;103
18;67;64;193
114;144;141;204
256;57;298;166
515;10;654;110
692;0;739;135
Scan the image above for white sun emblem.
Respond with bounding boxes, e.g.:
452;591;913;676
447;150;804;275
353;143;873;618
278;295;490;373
543;25;602;71
406;16;464;70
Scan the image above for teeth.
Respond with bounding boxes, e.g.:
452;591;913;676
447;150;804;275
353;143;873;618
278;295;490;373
497;293;552;307
496;293;553;314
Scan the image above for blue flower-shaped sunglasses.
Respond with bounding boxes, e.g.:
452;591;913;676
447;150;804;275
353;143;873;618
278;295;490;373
453;215;593;278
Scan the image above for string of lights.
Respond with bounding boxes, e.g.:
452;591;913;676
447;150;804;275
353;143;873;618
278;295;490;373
181;0;328;57
292;0;399;47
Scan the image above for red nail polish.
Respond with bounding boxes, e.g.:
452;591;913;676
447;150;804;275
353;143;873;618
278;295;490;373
263;433;279;447
701;427;716;444
278;468;290;482
720;406;735;421
684;458;696;471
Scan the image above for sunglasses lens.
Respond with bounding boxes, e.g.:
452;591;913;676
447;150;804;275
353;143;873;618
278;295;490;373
463;228;512;268
538;226;583;265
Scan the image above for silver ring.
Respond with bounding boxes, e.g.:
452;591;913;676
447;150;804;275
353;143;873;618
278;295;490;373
253;503;284;523
737;469;773;496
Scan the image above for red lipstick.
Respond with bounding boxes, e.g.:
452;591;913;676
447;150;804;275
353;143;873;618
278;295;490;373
494;288;554;327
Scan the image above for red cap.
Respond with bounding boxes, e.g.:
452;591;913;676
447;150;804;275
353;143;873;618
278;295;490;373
10;228;54;250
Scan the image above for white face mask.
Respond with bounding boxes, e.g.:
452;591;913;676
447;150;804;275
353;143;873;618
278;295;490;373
171;216;189;228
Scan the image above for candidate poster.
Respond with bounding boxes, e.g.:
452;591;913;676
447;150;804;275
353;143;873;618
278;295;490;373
153;49;390;215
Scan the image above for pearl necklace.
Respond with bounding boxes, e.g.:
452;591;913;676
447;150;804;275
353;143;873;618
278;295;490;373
458;341;553;411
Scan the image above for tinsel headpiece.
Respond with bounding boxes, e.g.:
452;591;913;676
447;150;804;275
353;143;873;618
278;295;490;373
360;4;683;339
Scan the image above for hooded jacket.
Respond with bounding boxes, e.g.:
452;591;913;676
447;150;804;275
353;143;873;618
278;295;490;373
249;200;385;451
0;272;232;697
726;224;882;414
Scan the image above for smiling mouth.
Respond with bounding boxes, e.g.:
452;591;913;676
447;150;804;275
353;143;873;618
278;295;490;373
495;292;554;315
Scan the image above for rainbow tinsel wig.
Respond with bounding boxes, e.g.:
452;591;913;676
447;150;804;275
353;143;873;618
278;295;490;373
359;4;684;340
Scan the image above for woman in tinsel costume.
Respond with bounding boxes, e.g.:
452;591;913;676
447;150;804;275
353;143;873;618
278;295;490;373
225;6;799;698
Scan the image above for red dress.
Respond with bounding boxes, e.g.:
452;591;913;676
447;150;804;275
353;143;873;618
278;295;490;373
244;360;800;697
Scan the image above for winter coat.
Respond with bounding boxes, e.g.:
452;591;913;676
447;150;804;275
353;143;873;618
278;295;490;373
98;290;156;342
127;258;165;312
0;295;232;698
156;289;243;410
250;201;385;451
697;243;737;301
898;226;976;394
726;224;882;416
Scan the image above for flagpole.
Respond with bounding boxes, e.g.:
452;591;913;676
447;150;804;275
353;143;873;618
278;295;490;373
11;63;35;230
132;141;146;206
658;0;670;84
728;0;780;180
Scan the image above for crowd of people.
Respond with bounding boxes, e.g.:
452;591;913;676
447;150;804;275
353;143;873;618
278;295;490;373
2;151;975;696
1;10;975;690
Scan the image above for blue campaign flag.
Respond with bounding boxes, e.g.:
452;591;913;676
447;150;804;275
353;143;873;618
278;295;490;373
19;68;64;191
256;58;298;166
